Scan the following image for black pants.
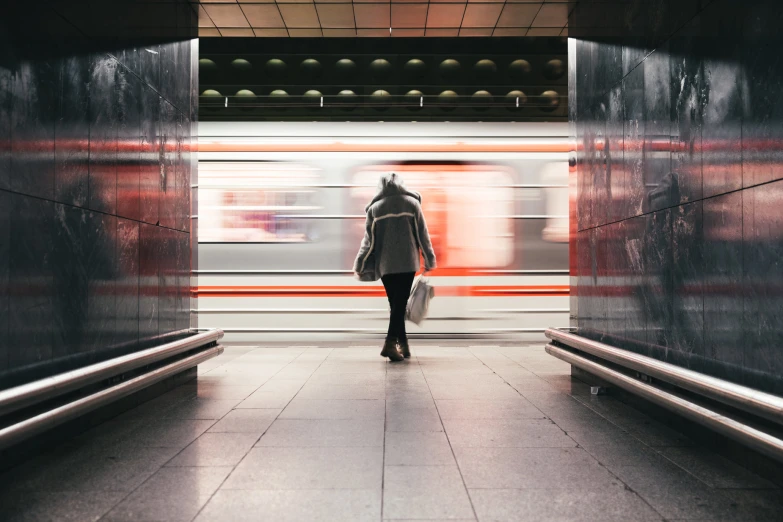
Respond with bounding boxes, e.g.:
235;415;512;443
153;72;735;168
381;272;415;343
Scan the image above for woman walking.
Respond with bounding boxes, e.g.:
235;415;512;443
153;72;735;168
354;173;437;361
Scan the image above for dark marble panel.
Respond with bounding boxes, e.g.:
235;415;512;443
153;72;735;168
576;117;592;231
159;98;177;230
671;201;705;360
88;54;118;214
576;229;593;333
159;41;178;113
591;226;608;340
622;44;649;79
140;86;160;225
0;191;9;373
603;220;626;343
623;215;648;354
703;191;743;372
139;222;160;342
0;65;10;191
742;2;783;188
55;54;90;208
161;39;191;115
175;230;190;331
699;2;744;198
52;204;89;358
642;46;673;213
11;60;57;200
594;40;623;98
575;39;596;120
606;84;625;223
669;19;704;205
591;103;609;228
86;212;117;356
117;218;140;348
116;65;141;221
178;113;191;233
742;181;783;390
622;64;646;219
9;195;54;370
138;43;160;94
190;38;199;123
158;228;178;335
174;112;186;233
641;208;673;351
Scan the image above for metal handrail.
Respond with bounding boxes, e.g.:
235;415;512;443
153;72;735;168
545;329;783;426
0;329;224;418
0;345;224;451
545;343;783;463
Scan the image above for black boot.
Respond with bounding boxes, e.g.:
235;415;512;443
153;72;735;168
398;339;411;358
380;338;404;362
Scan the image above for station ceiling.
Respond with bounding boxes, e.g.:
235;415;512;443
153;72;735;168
196;1;575;38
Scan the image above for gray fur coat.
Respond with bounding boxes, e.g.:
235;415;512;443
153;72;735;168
353;182;437;281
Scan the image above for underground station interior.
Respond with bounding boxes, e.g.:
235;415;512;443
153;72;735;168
1;1;783;520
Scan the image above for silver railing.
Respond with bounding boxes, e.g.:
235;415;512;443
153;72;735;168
545;328;783;462
0;329;224;450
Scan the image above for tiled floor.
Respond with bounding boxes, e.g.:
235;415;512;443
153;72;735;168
1;343;782;521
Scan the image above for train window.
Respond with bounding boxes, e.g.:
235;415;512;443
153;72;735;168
352;164;515;268
198;162;321;243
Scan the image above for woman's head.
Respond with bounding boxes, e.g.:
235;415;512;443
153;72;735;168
378;172;404;191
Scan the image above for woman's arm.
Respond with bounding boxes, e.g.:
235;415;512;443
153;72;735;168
415;204;437;271
353;212;375;274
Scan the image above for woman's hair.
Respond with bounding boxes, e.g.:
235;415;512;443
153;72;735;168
378;172;404;191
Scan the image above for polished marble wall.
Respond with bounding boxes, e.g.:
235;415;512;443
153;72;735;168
0;2;197;389
571;0;783;394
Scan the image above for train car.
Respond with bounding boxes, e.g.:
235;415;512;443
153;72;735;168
195;121;570;342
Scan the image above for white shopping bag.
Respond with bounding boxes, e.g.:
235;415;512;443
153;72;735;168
406;276;435;325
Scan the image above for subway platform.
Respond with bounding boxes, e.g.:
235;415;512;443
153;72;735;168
0;343;781;522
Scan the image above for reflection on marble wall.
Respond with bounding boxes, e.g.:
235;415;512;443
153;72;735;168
571;0;783;394
0;2;196;390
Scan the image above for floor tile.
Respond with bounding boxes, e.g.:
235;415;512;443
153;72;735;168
280;399;385;420
386;409;444;432
208;408;281;434
443;418;576;448
453;446;622;490
296;383;386;400
427;382;523;400
469;486;662;521
7;446;179;493
612;461;746;520
221;446;384;490
383;466;474;520
237;390;297;409
180;384;261;400
194;489;381;522
435;398;544;420
657;447;774;489
125;419;216;449
102;467;233;522
162;398;242;420
257;419;385;447
385;431;456;466
0;490;125;522
167;432;260;467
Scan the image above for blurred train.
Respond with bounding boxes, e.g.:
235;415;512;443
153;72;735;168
195;121;571;342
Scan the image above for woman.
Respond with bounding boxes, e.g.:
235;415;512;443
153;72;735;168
354;173;437;361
